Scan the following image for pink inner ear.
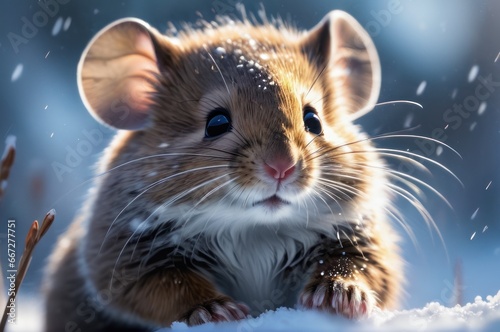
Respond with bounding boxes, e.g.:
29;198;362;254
79;19;164;130
122;54;158;113
126;32;159;114
86;52;159;130
135;32;157;64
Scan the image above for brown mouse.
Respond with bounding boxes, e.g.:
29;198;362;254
44;10;404;331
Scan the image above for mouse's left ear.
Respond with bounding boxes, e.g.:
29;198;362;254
77;18;180;130
301;11;381;120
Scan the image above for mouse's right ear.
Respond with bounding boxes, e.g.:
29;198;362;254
300;11;381;121
77;18;178;130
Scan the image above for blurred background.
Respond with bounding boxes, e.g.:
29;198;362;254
0;0;499;327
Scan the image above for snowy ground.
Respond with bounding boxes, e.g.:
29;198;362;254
167;292;500;332
6;291;500;332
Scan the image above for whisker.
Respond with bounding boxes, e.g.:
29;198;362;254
306;134;462;162
374;100;423;108
204;45;231;97
305;63;328;100
111;172;232;284
50;152;234;207
318;169;419;245
385;182;444;249
369;134;462;159
181;175;239;226
99;164;230;253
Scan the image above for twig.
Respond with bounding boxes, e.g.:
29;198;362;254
0;209;56;331
0;136;16;201
0;136;16;326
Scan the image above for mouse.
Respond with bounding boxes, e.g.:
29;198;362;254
44;9;404;331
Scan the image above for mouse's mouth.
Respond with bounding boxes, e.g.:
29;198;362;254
253;195;291;209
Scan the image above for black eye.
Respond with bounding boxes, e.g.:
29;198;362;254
205;108;232;138
303;106;322;135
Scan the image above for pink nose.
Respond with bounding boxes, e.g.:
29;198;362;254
264;158;296;181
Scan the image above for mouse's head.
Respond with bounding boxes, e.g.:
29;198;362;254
78;11;385;233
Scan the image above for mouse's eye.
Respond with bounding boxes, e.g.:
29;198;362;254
303;106;322;135
205;108;232;138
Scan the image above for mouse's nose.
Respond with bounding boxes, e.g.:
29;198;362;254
264;158;296;181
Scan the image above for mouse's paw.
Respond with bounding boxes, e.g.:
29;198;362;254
298;280;375;319
181;297;250;326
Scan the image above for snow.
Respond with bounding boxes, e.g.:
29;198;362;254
468;65;479;82
11;64;23;82
51;17;64;36
2;135;16;159
416;81;427;95
403;113;414;128
6;291;500;331
478;102;487;115
471;208;480;220
436;145;443;156
162;291;500;332
63;17;72;31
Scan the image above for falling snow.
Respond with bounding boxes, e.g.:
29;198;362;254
451;88;458;99
50;132;54;138
483;226;488;233
403;113;414;128
436;146;443;156
52;17;64;36
478;102;487;115
416;81;427;95
468;65;479;82
94;8;99;14
471;208;479;220
11;64;23;82
63;17;72;31
470;232;476;240
486;181;492;190
469;122;477;131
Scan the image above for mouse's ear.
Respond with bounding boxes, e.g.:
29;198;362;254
77;18;177;130
301;11;381;120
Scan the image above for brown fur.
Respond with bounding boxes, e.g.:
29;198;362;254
44;10;404;331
